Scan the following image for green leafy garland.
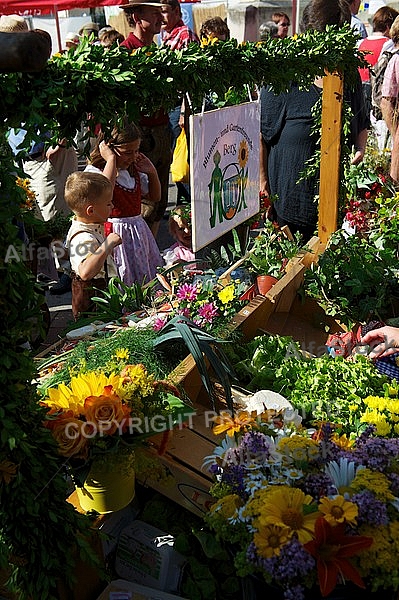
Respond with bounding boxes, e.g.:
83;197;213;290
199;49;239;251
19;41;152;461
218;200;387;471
0;26;364;150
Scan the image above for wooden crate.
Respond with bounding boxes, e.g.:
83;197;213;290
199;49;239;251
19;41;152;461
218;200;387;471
135;406;225;518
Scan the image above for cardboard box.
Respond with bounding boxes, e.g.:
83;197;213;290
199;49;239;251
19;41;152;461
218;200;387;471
96;579;188;600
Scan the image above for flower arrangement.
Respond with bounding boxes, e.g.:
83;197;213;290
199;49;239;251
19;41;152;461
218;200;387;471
204;406;399;600
153;272;247;335
40;361;191;483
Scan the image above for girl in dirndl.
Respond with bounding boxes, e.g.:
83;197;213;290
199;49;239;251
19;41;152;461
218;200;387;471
85;120;163;286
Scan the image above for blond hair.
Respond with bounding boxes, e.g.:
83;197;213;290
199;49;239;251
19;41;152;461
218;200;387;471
65;171;112;214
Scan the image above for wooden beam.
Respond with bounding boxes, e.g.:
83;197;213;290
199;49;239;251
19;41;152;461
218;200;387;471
318;71;343;245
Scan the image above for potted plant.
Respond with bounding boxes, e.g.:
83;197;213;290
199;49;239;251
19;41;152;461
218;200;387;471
246;225;305;295
40;362;193;514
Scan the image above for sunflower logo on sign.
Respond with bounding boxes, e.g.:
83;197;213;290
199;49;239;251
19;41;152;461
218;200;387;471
208;139;249;228
238;140;249;169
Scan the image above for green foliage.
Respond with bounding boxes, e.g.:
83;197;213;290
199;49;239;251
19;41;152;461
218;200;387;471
90;276;156;322
228;333;388;434
37;326;183;394
304;229;399;328
0;28;363;152
154;316;237;412
0;129;99;598
246;223;305;278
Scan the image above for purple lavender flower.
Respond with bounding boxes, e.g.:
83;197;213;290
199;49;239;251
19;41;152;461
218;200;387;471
352;489;389;526
301;472;336;501
247;537;314;599
176;283;198;302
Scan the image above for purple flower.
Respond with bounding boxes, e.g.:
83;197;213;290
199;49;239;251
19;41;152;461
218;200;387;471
247;536;314;596
197;302;219;323
177;307;191;318
176;283;198;302
352;490;389;526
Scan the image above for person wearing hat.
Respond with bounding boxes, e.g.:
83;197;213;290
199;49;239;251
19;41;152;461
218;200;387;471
0;14;29;32
120;0;172;238
78;22;99;38
63;32;80;51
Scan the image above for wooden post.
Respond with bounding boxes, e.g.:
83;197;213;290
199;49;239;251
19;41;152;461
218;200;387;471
318;71;343;245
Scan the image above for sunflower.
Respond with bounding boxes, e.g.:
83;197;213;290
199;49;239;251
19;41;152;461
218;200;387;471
256;485;319;543
43;371;121;415
238;140;249;169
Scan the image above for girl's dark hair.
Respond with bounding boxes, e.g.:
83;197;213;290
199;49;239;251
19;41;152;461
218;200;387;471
300;0;351;33
89;119;141;170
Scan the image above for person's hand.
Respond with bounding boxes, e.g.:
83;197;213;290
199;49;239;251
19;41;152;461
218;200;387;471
351;148;365;165
99;140;116;162
106;232;122;249
46;144;63;163
135;152;157;175
361;325;399;359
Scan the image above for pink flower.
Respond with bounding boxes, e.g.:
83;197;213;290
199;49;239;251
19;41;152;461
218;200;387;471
176;283;198;302
177;307;191;318
197;302;218;323
153;316;167;331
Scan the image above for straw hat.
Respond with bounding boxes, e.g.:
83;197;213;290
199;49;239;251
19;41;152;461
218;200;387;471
78;22;99;36
119;0;163;9
0;14;29;33
65;32;80;44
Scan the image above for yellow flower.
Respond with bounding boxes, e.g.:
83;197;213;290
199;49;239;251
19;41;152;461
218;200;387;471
318;495;358;525
256;486;319;544
114;348;129;361
277;435;319;463
119;364;155;401
210;494;243;519
43;371;121;415
254;523;290;558
212;410;257;437
200;35;218;47
218;284;235;305
331;433;355;450
351;468;394;501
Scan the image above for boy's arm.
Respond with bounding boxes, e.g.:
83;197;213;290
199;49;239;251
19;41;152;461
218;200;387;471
77;233;121;281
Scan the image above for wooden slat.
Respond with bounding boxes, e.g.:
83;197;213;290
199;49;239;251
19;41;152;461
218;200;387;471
318;71;343;244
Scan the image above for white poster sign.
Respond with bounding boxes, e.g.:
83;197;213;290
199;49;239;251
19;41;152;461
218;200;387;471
189;101;260;252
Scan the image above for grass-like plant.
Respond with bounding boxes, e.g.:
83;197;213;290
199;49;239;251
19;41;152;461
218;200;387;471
154;315;237;412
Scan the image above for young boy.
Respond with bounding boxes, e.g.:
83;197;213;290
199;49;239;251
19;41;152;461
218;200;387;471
64;171;122;320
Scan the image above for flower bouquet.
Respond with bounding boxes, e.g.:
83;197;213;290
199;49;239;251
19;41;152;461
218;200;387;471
204;402;399;600
40;362;193;510
153;271;247;336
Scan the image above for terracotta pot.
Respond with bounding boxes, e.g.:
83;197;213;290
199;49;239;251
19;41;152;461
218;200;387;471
256;275;278;296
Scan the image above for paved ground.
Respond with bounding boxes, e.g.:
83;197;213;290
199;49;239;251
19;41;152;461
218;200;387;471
35;181;177;355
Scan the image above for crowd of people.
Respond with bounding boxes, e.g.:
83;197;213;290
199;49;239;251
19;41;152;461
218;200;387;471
3;0;398;321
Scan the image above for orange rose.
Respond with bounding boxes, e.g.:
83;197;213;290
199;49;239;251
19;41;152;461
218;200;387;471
84;385;130;435
51;417;90;459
